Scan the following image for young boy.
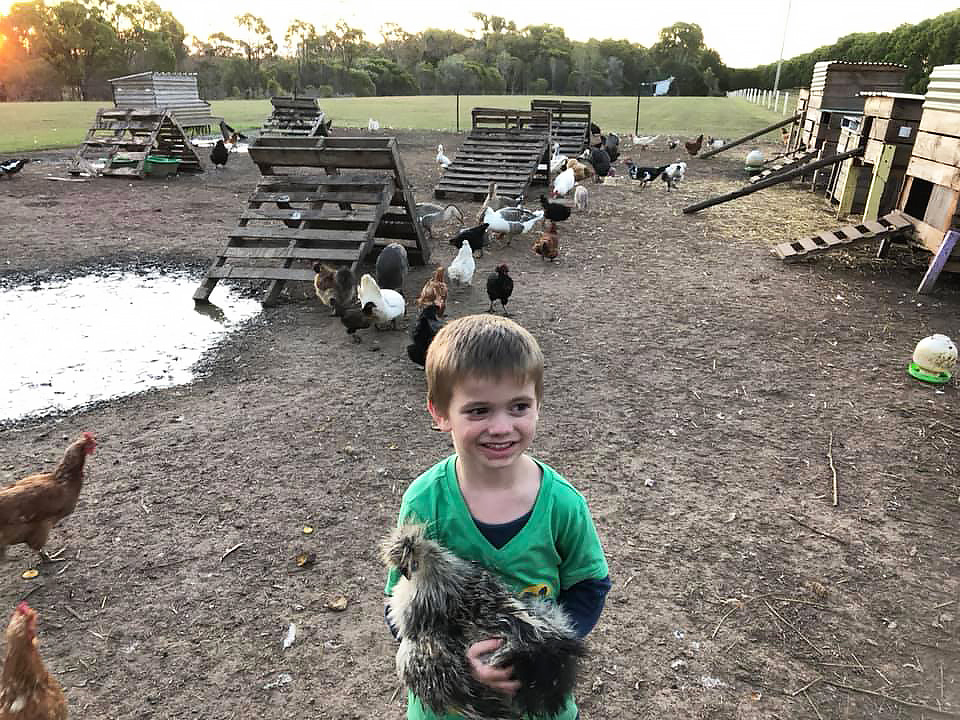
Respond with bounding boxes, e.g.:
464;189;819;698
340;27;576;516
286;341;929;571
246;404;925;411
384;314;611;720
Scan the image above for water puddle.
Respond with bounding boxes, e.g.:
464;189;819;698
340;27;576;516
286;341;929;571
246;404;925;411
0;270;261;423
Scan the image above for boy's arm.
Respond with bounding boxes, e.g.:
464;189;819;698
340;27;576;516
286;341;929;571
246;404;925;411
557;575;611;638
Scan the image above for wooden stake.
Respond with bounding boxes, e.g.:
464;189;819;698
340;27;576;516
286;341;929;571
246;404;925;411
828;431;839;507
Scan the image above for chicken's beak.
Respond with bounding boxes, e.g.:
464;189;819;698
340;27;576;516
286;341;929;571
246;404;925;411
399;566;410;580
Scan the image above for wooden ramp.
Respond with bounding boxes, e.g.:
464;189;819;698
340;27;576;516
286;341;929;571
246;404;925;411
434;108;551;201
195;136;430;305
530;99;591;156
749;149;818;183
771;211;913;262
71;108;203;178
261;96;330;137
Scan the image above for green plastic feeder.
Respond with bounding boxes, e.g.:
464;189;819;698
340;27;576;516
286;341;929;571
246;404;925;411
145;155;180;177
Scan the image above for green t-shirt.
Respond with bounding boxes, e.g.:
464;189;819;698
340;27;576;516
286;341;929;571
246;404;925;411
384;454;609;720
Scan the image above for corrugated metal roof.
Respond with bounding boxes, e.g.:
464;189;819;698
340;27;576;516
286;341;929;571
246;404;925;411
108;71;198;83
923;64;960;113
858;91;925;100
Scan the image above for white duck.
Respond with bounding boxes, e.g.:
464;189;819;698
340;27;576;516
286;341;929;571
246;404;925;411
358;273;405;328
483;205;544;244
436;144;452;169
549;142;568;175
447;240;476;286
368;118;380;131
552;167;575;197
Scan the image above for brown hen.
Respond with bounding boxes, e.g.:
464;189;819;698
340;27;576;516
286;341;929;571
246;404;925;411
0;603;67;720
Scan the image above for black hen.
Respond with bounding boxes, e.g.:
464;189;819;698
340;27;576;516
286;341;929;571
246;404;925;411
449;223;489;257
376;243;409;295
539;194;571;224
588;147;611;179
604;133;620;163
486;264;513;315
334;300;375;342
406;304;444;367
210;140;229;168
0;159;29;178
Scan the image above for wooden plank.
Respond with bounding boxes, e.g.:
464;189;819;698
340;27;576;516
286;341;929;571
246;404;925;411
248;191;387;205
918;108;960;137
924;184;960;230
206;266;326;281
836;162;862;219
905;156;960;192
907;216;949;253
864;143;896;222
911;131;960;167
917;230;960;294
228;227;370;243
869;118;919;144
220;247;363;260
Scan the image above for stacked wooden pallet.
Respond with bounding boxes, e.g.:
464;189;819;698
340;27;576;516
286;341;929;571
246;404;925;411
771;211;913;262
434;108;552;201
261;96;330;137
196;136;430;305
70;108;203;178
530;99;591;156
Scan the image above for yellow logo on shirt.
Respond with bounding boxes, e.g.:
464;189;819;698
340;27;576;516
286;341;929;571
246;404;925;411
520;583;553;599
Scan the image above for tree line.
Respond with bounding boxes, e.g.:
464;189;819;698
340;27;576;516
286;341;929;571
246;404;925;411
0;1;956;102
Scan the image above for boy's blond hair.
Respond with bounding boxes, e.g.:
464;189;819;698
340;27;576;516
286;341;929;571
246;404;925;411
426;314;544;413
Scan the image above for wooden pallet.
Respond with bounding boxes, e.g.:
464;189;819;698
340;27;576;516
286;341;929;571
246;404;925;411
70;108;203;178
530;99;591;156
260;96;330;137
771;211;914;262
195;136;431;305
434;108;551;201
749;149;818;183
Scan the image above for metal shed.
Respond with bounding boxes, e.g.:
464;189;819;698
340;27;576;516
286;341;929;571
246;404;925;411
108;71;220;134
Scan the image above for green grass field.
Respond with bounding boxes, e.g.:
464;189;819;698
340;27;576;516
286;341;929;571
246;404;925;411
0;96;790;154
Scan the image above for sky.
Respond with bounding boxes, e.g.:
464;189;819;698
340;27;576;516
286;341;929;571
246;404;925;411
3;0;956;68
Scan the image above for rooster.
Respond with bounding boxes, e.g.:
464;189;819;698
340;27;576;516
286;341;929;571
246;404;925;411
0;433;96;562
486;264;514;315
383;524;585;720
0;604;67;720
219;120;248;141
0;159;29;179
684;134;704;156
332;300;375;342
532;225;559;262
417;266;448;314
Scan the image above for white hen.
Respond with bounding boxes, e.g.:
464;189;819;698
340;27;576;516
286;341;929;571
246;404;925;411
552;167;575;197
436;144;452;169
358;273;405;328
368;118;381;131
549;142;568;175
631;134;660;147
447;240;476;286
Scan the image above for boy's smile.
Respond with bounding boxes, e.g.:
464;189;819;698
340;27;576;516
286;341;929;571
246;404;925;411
430;375;539;473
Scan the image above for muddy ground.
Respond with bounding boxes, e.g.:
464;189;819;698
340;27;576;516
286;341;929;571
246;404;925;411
0;128;958;720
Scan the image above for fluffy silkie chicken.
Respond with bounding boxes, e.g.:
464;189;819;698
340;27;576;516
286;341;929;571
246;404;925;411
383;524;585;720
447;240;476;287
0;432;96;561
406;304;445;367
486;264;514;315
0;604;67;720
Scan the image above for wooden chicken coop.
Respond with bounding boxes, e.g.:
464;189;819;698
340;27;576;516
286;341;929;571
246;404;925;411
108;71;220;135
897;64;960;284
434;108;552;201
827;92;924;219
260;96;331;137
801;62;908;157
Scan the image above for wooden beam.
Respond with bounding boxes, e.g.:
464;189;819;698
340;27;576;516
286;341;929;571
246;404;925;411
683;147;865;214
699;112;802;158
863;143;896;222
836;161;862;219
917;230;960;294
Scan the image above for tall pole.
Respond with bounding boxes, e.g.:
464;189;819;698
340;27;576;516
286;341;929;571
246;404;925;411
773;0;792;94
635;91;640;135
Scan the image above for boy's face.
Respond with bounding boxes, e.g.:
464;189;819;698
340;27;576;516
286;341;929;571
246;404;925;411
430;375;539;472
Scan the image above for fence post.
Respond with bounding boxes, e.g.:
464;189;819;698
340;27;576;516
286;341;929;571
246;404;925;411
784;92;790;114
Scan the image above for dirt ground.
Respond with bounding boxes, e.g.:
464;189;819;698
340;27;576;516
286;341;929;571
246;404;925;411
1;128;958;720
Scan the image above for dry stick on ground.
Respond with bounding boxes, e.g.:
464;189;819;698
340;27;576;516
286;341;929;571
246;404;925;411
803;690;825;720
791;676;823;696
220;543;244;563
786;513;849;546
828;431;839;507
764;600;822;655
822;679;960;718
